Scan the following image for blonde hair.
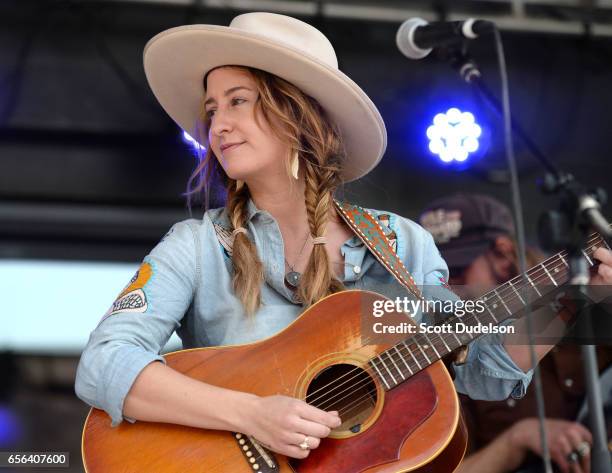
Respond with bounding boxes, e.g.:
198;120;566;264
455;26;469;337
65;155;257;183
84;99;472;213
186;66;346;314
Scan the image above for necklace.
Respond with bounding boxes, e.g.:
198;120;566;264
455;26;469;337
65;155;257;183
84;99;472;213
284;232;310;289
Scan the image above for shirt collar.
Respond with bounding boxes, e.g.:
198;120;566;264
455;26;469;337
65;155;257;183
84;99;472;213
248;198;276;227
246;198;260;221
213;199;277;227
246;197;364;247
343;235;364;248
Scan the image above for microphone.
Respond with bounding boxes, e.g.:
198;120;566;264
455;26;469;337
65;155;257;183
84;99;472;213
396;18;495;60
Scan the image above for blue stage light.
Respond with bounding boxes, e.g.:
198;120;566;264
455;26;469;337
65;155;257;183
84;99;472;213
0;406;21;447
182;131;206;152
427;108;481;163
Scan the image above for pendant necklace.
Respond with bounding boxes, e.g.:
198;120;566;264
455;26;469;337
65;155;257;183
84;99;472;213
284;232;311;289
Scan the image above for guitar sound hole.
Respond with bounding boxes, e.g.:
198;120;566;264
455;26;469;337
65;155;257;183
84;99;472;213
306;364;377;434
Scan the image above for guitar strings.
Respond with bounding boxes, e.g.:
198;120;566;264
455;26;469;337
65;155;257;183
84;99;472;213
306;241;601;411
307;240;599;409
311;247;598;415
304;233;608;413
312;254;597;417
315;248;594;417
306;242;594;404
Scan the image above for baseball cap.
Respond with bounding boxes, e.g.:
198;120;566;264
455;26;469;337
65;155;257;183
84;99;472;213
419;193;515;270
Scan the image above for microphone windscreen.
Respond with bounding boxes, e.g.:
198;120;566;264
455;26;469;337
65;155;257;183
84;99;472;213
396;17;432;60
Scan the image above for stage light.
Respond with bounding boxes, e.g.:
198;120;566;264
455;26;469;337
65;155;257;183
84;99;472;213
427;108;481;163
182;131;206;152
0;406;21;447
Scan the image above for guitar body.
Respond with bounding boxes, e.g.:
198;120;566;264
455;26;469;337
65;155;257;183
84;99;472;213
82;290;467;472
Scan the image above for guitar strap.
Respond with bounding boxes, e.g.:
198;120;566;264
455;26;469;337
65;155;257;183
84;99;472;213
332;200;468;365
332;200;425;302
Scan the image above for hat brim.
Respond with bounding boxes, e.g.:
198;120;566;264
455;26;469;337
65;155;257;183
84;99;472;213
143;24;387;183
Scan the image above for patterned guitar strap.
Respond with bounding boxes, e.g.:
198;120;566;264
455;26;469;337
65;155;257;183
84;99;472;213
333;200;468;365
333;200;425;302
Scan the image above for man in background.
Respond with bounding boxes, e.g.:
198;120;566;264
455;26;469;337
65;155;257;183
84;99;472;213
419;193;611;473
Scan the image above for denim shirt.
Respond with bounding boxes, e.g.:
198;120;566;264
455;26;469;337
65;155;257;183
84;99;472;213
75;199;533;426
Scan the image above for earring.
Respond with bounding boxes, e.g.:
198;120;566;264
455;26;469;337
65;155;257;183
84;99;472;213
236;180;244;191
290;151;299;180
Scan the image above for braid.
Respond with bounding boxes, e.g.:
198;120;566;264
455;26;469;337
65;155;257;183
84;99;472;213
298;158;344;307
227;182;265;315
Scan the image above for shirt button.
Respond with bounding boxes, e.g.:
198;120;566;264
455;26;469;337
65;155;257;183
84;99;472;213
506;398;516;407
564;378;574;388
353;265;361;274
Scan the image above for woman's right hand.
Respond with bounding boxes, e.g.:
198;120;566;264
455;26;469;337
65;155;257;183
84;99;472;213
239;394;342;459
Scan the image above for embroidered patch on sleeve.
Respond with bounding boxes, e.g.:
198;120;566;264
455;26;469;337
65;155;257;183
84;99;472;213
105;262;153;316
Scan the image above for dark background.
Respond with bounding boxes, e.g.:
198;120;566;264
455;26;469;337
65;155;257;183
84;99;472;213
1;0;611;470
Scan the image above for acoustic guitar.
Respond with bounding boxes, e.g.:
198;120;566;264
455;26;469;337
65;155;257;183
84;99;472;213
81;232;607;472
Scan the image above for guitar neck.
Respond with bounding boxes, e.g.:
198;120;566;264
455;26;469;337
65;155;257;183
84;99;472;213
368;230;610;391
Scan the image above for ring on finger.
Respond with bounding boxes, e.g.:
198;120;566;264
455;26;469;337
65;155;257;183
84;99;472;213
577;440;591;458
299;435;310;451
567;451;580;464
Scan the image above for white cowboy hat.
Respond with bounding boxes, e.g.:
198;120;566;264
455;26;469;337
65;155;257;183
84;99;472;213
143;12;386;183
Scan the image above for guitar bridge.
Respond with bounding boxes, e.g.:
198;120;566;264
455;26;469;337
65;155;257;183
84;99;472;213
233;432;278;472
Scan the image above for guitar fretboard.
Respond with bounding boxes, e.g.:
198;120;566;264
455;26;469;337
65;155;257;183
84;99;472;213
368;231;610;391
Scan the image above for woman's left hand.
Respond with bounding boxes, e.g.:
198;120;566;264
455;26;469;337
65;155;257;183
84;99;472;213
592;247;612;285
587;247;612;304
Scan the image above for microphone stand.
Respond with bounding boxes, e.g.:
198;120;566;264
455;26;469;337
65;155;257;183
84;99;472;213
539;173;612;473
445;46;612;473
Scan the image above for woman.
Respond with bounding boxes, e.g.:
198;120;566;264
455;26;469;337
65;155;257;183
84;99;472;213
75;12;612;461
